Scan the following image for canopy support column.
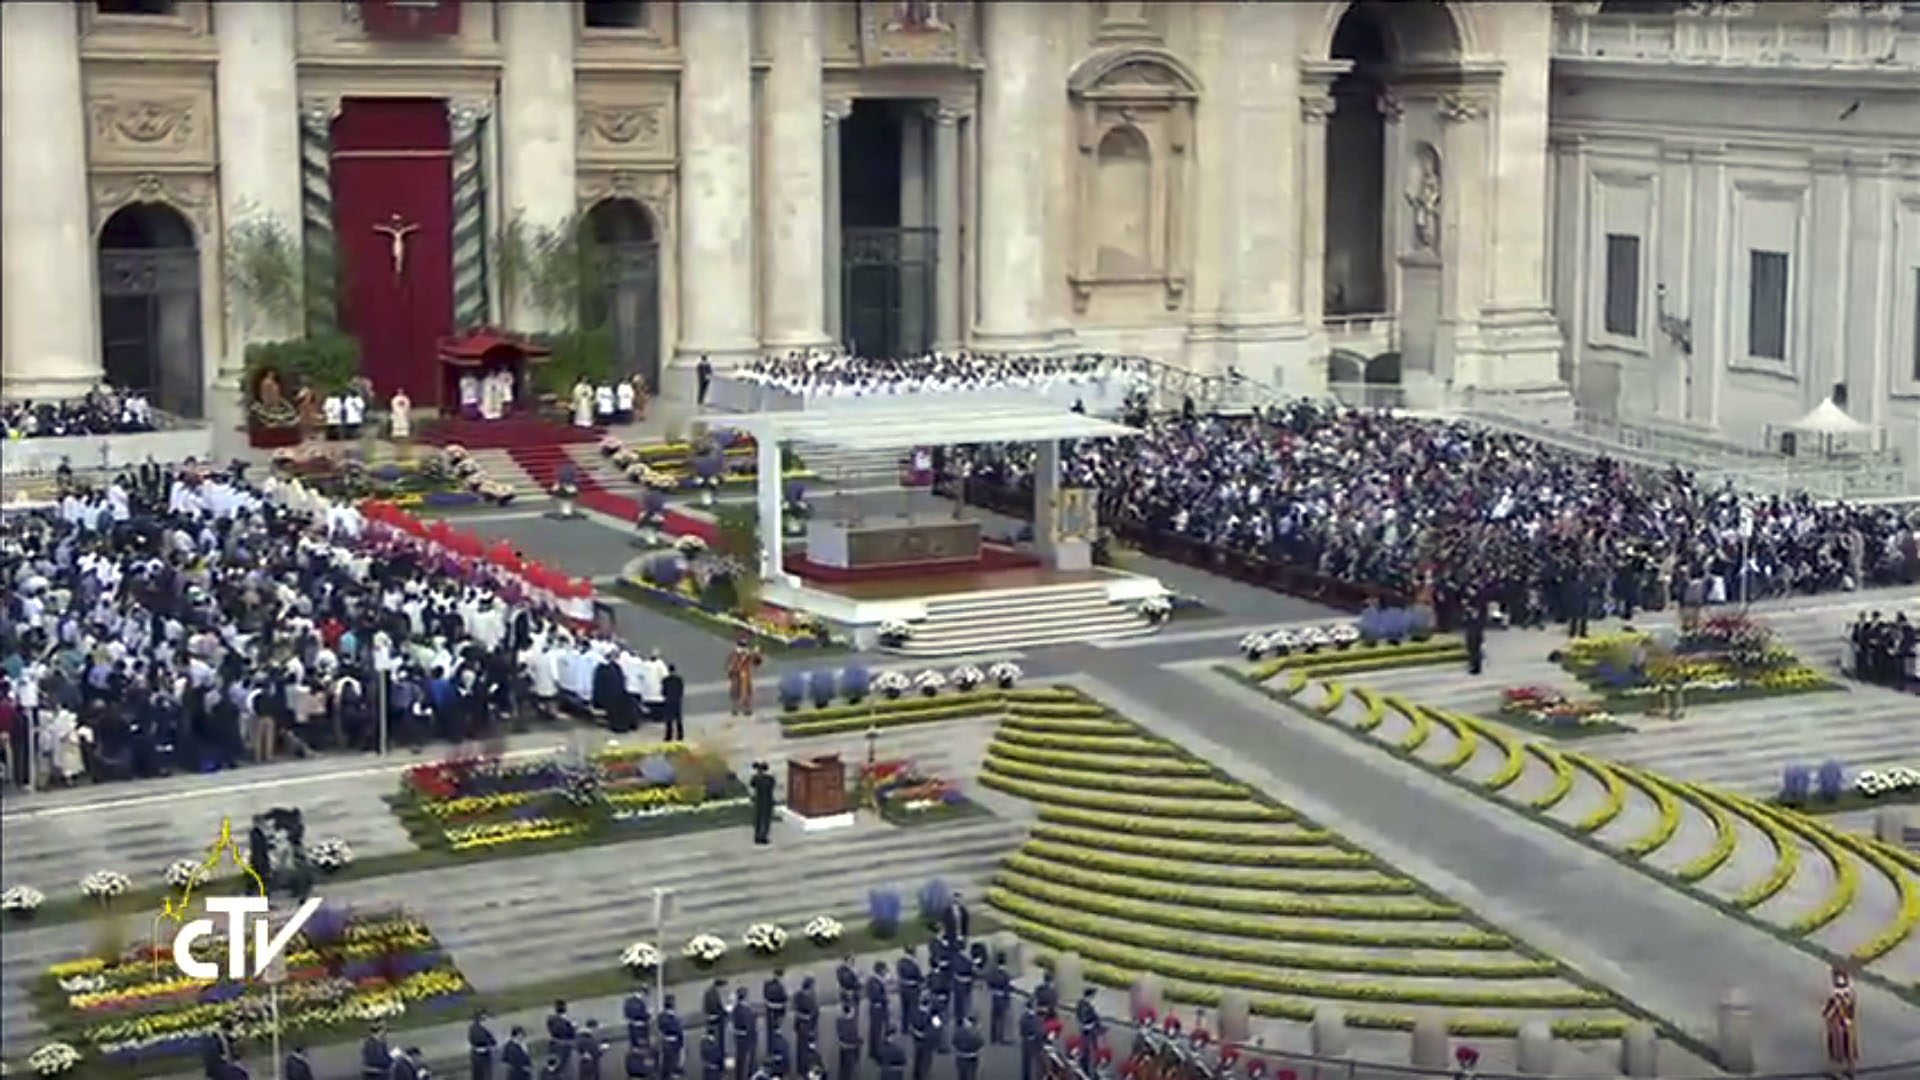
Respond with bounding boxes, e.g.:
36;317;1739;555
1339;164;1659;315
758;430;785;581
1033;439;1092;572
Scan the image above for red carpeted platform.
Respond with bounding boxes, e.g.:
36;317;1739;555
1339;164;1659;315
782;544;1038;584
503;440;718;542
418;415;604;450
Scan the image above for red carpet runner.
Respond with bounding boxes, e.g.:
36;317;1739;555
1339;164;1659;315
504;440;717;543
418;415;603;450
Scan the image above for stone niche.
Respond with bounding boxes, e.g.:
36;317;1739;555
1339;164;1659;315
1066;46;1199;314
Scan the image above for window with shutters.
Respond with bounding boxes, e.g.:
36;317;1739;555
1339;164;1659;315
1603;233;1640;338
1747;249;1789;361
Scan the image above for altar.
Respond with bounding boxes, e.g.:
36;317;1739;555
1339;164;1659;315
805;515;981;571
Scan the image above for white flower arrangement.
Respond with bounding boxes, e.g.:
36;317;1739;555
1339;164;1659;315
675;534;709;556
162;860;201;889
620;941;662;974
988;661;1023;689
874;670;912;699
1856;766;1920;799
805;915;844;945
950;665;985;692
27;1042;79;1076
2;885;45;913
600;437;625;456
684;933;728;965
1139;596;1173;623
444;444;469;461
307;837;355;872
1297;626;1331;651
743;922;789;955
1329;624;1361;647
1239;631;1270;658
55;973;104;994
79;870;131;901
878;619;914;644
914;669;948;696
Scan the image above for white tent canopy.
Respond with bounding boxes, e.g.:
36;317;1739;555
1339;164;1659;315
1788;397;1871;436
701;402;1138;451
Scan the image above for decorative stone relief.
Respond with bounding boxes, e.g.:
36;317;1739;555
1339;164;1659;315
1300;95;1337;124
1405;143;1442;252
577;102;674;161
1376;92;1404;123
300;96;343;139
87;95;212;165
859;0;966;66
448;99;492;142
1438;93;1485;124
91;171;216;237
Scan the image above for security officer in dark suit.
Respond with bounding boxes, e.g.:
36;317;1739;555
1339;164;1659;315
548;1000;579;1074
625;1039;654;1079
926;979;951;1055
1073;990;1100;1074
835;957;860;1013
792;976;820;1074
541;1055;565;1080
394;1048;426;1080
704;979;730;1036
896;946;922;1021
909;998;934;1080
865;962;890;1063
877;1032;906;1080
1032;972;1058;1021
765;1028;791;1080
624;989;653;1051
762;969;789;1055
1018;1002;1041;1080
952;949;975;1023
730;986;758;1080
361;1022;393;1080
578;1019;608;1080
986;956;1013;1044
284;1046;315;1080
834;1002;861;1080
504;1027;535;1080
952;1017;983;1080
657;995;685;1079
699;1029;725;1080
470;1010;499;1080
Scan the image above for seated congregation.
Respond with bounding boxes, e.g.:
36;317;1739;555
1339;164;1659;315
734;349;1152;400
1;384;156;440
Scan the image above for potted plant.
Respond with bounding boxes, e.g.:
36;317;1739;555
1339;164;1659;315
683;933;728;968
878;620;913;648
778;671;807;713
163;860;201;889
306;838;354;875
620;941;661;977
950;665;985;693
808;670;837;709
2;885;44;924
875;671;911;701
841;665;871;704
1138;596;1173;625
1779;764;1811;806
916;878;951;929
1330;624;1360;651
27;1042;81;1077
914;669;947;698
79;870;130;910
867;888;903;939
743;923;789;956
1816;761;1846;803
804;915;844;948
1239;631;1270;661
988;661;1023;690
553;463;580;519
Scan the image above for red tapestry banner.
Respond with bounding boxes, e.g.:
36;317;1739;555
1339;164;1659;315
331;98;453;404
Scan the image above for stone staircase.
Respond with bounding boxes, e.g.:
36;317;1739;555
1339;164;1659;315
793;440;904;486
888;581;1158;657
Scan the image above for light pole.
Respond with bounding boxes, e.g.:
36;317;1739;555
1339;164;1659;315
652;886;674;1006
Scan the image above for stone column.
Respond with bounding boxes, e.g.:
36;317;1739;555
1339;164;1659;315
975;1;1051;352
1297;90;1336;328
499;0;578;331
761;1;829;351
1490;4;1553;311
1438;92;1490;386
823;101;851;347
674;0;757;395
1808;154;1849;410
215;1;304;376
932;108;963;351
898;107;929;353
1;1;99;399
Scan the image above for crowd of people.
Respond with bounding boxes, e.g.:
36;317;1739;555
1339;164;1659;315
1;385;156;440
950;403;1920;629
0;466;684;791
1848;610;1918;694
731;352;1151;401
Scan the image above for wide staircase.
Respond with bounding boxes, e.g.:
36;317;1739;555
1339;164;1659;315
887;580;1157;656
793;440;904;487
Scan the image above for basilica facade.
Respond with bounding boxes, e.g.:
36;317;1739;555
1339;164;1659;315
2;1;1917;460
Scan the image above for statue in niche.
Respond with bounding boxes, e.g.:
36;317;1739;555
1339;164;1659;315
886;0;947;32
1406;143;1443;252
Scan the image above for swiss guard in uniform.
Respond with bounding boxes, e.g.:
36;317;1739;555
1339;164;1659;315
1824;967;1859;1079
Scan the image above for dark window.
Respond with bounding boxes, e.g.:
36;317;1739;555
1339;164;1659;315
97;0;177;14
1748;249;1789;361
584;1;646;29
1603;233;1640;337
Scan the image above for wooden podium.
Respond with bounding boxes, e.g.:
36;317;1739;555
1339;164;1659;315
787;755;849;819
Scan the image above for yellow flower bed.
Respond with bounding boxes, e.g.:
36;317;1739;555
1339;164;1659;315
1528;744;1575;811
987;742;1216;777
980;770;1288;822
1028;822;1346;860
993;897;1556;979
1283;669;1309;696
1021;838;1374;882
1758;804;1860;935
988;878;1494;947
1431;709;1478;772
1458;712;1526;791
1353;686;1386;732
981;753;1246;799
1673;783;1738;883
1393;697;1432;752
1568;754;1627;833
994;728;1173;756
417;792;536;819
1619;769;1683;858
1033;805;1297;840
1827;826;1920;962
443;818;589;852
999;857;1458;921
1282;647;1468;681
1315;680;1346;715
1247;640;1464;682
1702;789;1800;909
1006;700;1113;718
604;786;691;810
999;714;1138;737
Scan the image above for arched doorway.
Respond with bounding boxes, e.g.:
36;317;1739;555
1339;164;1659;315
97;203;203;418
584;197;661;393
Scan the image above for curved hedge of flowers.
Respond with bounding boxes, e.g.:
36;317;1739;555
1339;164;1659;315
34;906;467;1070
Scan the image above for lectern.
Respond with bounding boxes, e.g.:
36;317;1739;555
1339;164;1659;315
787;755;849;819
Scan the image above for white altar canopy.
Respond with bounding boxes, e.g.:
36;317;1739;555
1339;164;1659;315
702;402;1138;580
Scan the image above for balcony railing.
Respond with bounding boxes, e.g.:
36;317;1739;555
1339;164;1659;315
1554;5;1912;70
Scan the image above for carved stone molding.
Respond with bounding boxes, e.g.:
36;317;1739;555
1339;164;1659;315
300;96;343;137
933;107;962;127
825;99;855;127
1301;95;1336;124
91;171;216;237
448;99;492;141
1438;93;1485;124
578;103;673;161
577;169;676;237
87;95;211;166
1376;93;1404;123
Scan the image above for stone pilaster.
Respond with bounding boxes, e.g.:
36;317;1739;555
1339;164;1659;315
674;0;757;393
1297;91;1336;328
823;101;852;346
932;108;963;351
2;1;99;399
761;1;829;351
215;1;304;375
974;1;1051;352
499;0;577;330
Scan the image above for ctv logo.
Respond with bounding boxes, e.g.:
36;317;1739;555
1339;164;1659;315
171;896;325;979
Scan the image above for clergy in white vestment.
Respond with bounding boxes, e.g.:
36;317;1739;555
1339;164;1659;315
614;379;635;423
343;392;366;438
322;395;345;440
595;383;616;422
459;373;482;419
571;380;595;428
389;390;413;440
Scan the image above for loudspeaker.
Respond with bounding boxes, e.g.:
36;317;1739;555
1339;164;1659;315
1780;431;1798;456
1832;382;1849;409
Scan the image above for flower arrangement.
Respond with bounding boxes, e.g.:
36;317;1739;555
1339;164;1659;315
444;444;470;462
950;665;985;692
862;759;965;821
307;838;354;873
1498;687;1617;730
80;871;131;903
28;1043;79;1076
162;861;201;889
804;916;844;946
684;933;728;966
1557;626;1829;705
1139;596;1173;624
674;534;708;556
620;941;662;975
988;661;1022;689
743;923;789;955
914;669;948;697
1857;767;1920;799
878;620;913;647
867;888;903;937
875;670;912;700
600;437;625;457
3;885;45;917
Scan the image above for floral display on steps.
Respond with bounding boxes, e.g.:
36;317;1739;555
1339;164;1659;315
1239;623;1364;660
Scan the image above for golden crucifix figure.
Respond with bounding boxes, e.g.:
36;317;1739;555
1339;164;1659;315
372;212;421;280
